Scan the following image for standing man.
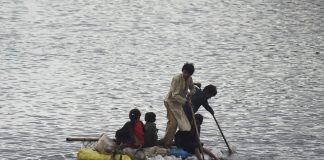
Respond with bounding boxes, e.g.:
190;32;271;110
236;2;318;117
162;62;197;147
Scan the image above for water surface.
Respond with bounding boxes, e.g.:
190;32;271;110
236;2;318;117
0;0;323;159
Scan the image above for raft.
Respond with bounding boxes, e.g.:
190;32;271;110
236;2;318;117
77;148;132;160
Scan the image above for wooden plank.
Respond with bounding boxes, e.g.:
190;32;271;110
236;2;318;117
66;137;99;141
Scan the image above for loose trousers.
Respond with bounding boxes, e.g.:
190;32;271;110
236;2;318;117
163;100;191;147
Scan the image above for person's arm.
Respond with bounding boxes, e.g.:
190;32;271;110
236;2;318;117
116;122;132;143
187;77;197;98
202;101;214;115
194;148;203;160
133;136;143;148
170;76;187;104
153;125;158;145
193;82;201;88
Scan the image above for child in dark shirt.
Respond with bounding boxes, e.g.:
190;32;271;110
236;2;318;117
143;112;158;147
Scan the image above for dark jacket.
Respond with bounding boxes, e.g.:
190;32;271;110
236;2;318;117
144;122;158;147
183;86;213;121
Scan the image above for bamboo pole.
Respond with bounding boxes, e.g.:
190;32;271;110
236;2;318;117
188;100;205;160
66;137;99;142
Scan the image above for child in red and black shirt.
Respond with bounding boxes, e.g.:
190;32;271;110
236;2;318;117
115;108;145;148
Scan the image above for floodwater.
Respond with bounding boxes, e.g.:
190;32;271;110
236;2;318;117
0;0;323;159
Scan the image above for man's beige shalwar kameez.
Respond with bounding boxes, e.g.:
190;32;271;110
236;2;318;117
163;73;195;147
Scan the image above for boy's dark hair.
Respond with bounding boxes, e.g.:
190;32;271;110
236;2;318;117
182;63;195;75
129;108;141;122
145;112;156;123
203;84;217;97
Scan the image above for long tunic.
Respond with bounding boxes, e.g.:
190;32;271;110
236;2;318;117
164;73;195;131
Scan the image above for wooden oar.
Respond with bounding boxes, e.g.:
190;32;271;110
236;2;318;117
188;101;205;160
212;114;232;154
66;137;99;142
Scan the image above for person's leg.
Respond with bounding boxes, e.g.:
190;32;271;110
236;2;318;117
183;103;193;122
194;148;202;160
122;147;136;158
163;101;178;147
203;148;219;160
143;146;169;157
173;104;191;131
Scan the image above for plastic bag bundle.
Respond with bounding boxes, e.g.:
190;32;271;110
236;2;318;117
95;133;117;154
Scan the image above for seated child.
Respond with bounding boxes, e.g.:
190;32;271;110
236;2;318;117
115;108;145;148
121;112;169;159
175;114;219;160
144;112;158;148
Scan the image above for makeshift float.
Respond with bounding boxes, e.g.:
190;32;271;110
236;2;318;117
66;114;235;160
66;134;234;160
67;134;194;160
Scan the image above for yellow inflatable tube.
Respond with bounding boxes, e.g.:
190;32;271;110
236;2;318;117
77;148;132;160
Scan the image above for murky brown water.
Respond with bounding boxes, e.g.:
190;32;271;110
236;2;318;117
1;0;323;159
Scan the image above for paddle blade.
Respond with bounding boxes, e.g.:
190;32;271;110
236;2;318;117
229;144;237;153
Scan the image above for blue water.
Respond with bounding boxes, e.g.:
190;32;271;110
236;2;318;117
0;0;323;159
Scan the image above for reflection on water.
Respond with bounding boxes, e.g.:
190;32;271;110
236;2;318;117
0;0;323;159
